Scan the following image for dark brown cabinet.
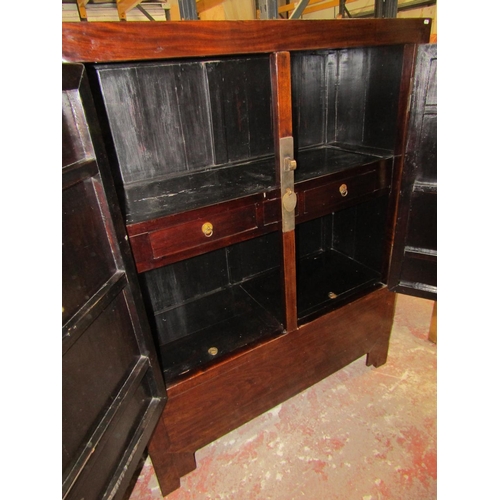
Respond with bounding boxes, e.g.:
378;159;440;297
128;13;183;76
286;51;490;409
62;19;436;499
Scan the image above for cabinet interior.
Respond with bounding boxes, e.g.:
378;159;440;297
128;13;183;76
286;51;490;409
296;195;389;325
93;55;276;225
292;45;404;182
139;232;284;382
90;44;405;384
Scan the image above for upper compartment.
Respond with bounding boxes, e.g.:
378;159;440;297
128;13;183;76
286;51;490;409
291;45;405;183
93;55;275;224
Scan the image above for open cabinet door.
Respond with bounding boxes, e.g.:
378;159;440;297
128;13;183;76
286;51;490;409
62;64;166;500
388;44;437;301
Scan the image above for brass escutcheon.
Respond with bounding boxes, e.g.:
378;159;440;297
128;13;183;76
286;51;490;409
201;222;214;237
208;347;218;356
339;184;348;197
282;188;297;213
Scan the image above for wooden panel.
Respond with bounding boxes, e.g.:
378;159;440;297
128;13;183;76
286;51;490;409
363;45;405;151
150;287;395;495
206;57;273;164
62;178;117;326
95;62;212;184
62;291;140;474
302;169;380;216
335;47;368;145
140;248;229;315
270;51;297;333
150;203;258;260
62;19;431;63
127;193;281;272
292;53;326;148
388;44;437;300
62;64;166;500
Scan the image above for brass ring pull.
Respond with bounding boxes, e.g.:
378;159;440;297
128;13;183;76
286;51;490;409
339;183;348;197
201;222;213;237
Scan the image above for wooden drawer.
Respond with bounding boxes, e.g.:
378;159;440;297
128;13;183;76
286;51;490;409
127;192;281;273
303;169;379;214
296;161;392;222
150;204;258;259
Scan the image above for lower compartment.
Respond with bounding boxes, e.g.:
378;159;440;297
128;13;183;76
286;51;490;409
148;286;397;496
139;232;285;384
157;284;283;381
296;195;389;324
297;248;381;324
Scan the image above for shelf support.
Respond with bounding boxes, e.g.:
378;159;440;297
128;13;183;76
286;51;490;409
137;3;156;20
375;0;399;18
179;0;198;19
258;0;278;19
77;0;89;21
289;0;310;19
116;0;145;20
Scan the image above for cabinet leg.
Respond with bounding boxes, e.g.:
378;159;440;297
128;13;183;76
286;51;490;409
147;418;197;496
366;335;390;368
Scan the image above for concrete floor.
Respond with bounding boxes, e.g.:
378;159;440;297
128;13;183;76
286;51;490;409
128;293;436;499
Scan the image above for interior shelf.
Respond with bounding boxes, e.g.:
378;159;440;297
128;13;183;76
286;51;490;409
156;275;284;382
294;144;390;184
123;155;277;224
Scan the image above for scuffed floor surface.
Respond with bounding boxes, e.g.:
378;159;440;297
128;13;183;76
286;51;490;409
128;293;436;500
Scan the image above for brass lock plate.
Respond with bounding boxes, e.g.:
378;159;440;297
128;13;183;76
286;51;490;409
280;136;296;232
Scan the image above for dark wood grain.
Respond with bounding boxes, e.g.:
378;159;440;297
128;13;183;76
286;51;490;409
388;44;437;300
62;64;166;500
127;193;281;273
271;51;297;333
150;287;395;495
62;19;431;63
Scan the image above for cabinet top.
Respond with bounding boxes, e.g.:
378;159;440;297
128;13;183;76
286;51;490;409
62;19;431;63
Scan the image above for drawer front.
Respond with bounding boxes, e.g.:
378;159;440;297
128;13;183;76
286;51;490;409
302;169;384;216
150;204;258;259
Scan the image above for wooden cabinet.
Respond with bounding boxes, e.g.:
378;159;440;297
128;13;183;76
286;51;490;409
62;19;436;499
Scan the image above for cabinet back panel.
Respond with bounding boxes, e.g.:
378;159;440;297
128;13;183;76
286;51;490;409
334;48;368;145
292;53;327;148
95;56;273;186
331;195;389;271
97;63;210;183
140;248;229;313
295;196;388;276
226;231;280;284
296;217;332;259
207;58;274;164
140;233;281;313
292;46;404;152
362;45;405;150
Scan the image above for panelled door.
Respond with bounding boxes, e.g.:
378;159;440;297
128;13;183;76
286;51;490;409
389;44;437;301
62;64;166;500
